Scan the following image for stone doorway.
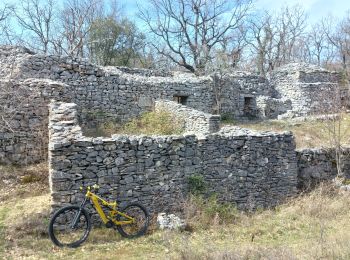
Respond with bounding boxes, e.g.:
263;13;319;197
243;96;255;117
173;95;188;105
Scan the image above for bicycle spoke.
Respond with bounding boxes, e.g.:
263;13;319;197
49;206;91;247
117;204;149;238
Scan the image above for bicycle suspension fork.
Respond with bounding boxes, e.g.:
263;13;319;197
70;197;88;229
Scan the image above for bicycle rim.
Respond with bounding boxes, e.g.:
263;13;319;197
116;203;149;238
49;206;91;247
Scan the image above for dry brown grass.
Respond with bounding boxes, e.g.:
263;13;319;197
182;195;241;230
85;110;185;137
232;115;350;149
176;184;350;259
1;164;350;259
0;163;49;202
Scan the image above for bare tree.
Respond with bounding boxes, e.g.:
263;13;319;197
0;4;11;23
298;21;336;67
245;11;273;75
274;5;307;66
245;5;307;75
13;0;55;53
219;24;248;68
323;12;350;75
139;0;252;74
0;4;15;44
307;24;327;66
310;86;350;180
54;0;102;58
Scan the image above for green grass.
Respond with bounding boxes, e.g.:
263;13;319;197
0;206;7;258
85;110;185;137
122;110;184;135
230;114;350;149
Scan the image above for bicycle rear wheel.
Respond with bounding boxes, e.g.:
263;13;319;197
116;203;149;238
48;205;91;247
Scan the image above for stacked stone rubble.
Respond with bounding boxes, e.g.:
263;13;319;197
0;78;67;164
154;100;221;135
269;63;340;118
0;46;342;164
49;101;298;219
296;148;350;189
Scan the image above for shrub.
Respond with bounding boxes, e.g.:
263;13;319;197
20;174;42;184
186;174;240;227
86;109;185;136
188;174;207;195
122;110;184;135
220;113;235;124
183;194;239;229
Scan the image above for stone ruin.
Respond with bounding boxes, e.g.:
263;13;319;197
48;100;350;217
0;45;342;165
0;45;347;218
269;63;341;118
49;100;297;213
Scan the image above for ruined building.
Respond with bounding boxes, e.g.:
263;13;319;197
0;45;340;164
0;45;345;215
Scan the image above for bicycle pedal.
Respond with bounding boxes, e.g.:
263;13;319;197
105;221;114;228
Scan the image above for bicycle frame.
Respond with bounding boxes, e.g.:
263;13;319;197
80;187;135;226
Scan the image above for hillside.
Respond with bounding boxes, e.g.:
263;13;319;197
1;164;350;259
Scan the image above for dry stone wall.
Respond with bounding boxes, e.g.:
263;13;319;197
0;46;343;165
0;46;214;164
154;100;221;135
0;47;341;127
269;63;340;118
296;148;350;190
0;78;67;164
217;72;273;119
0;46;35;79
0;46;215;128
256;96;292;118
49;101;298;218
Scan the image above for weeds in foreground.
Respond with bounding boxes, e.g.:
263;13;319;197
183;195;241;230
177;183;350;259
0;207;6;256
179;246;297;260
1;171;350;260
8;209;50;238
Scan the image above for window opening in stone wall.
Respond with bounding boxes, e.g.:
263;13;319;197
243;96;255;116
173;95;188;105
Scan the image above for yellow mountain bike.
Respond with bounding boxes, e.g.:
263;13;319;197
48;184;149;247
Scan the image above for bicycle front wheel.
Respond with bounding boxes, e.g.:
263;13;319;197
116;203;149;238
48;205;91;247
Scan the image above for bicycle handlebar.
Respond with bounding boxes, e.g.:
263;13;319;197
79;184;100;192
68;173;100;192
